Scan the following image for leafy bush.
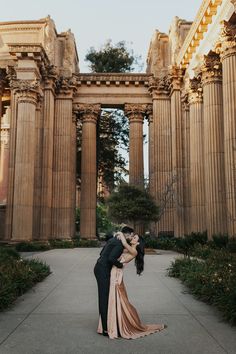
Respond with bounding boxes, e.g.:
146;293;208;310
49;239;74;249
73;238;100;248
0;247;51;311
168;250;236;325
211;234;229;249
15;242;51;252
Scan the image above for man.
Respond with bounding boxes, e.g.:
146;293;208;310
94;226;134;336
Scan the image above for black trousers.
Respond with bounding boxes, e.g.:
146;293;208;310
94;262;111;332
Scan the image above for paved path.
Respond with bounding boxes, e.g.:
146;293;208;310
0;249;236;354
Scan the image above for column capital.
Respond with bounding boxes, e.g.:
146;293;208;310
42;64;58;91
75;103;101;124
148;75;171;98
169;65;184;92
9;77;41;105
55;75;78;96
124;103;147;123
188;76;203;104
0;68;6;93
219;20;236;60
201;51;222;85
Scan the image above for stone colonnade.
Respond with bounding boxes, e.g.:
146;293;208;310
0;47;77;242
148;20;236;238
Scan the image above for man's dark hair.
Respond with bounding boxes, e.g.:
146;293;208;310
121;226;134;234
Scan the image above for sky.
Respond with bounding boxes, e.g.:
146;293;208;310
1;0;203;72
1;0;203;179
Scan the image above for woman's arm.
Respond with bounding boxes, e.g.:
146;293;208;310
116;232;137;257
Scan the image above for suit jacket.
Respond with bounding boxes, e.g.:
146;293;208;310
98;237;124;269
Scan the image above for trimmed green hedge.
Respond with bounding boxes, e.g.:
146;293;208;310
0;247;51;311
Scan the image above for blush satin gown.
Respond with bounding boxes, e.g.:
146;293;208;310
97;256;165;339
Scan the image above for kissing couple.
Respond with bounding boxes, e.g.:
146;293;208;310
94;226;167;339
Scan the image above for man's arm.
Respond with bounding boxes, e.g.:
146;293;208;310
108;242;124;268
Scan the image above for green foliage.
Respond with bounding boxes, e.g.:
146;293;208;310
96;203;114;234
0;247;51;311
168;251;236;325
107;184;159;228
85;40;142;73
73;238;100;248
15;242;51;252
211;233;229;249
49;239;74;249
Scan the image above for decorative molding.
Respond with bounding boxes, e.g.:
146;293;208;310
76;73;149;87
201;51;222;84
176;0;223;68
169;66;184;91
55;76;77;95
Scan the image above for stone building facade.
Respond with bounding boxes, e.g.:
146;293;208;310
0;0;236;241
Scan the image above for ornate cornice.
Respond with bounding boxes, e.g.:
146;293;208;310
220;20;236;60
76;73;149;88
75;103;101;124
188;76;203;104
201;51;222;85
176;0;223;68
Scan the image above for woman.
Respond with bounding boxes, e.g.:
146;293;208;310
97;232;167;339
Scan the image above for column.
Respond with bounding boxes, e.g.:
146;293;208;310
5;78;17;240
40;68;56;239
188;77;206;232
51;78;76;239
79;104;100;239
124;104;145;188
11;82;39;241
0;107;10;204
71;112;77;237
220;21;236;236
202;51;227;237
33;99;43;239
149;76;173;235
170;67;185;237
182;94;191;235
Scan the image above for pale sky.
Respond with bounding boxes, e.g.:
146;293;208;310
1;0;203;179
1;0;203;72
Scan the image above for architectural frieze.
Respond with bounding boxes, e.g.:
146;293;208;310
76;73;149;87
201;51;222;84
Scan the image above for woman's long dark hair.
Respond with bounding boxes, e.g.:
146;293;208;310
135;236;145;275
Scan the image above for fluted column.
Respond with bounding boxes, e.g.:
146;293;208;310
51;78;76;239
125;104;146;188
71;112;77;237
149;76;173;235
79;104;100;239
188;77;206;232
5;77;17;240
0;70;4;119
0;107;10;204
170;67;185;237
182;94;191;235
202;52;227;237
40;68;57;239
33;99;43;239
11;82;39;241
220;21;236;236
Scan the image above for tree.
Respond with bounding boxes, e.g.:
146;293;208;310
85;40;142;73
107;184;159;231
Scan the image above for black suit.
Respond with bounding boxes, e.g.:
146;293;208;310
94;237;124;332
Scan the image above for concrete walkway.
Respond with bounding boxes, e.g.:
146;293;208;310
0;249;236;354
